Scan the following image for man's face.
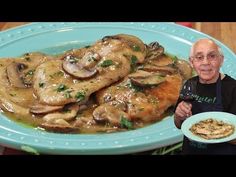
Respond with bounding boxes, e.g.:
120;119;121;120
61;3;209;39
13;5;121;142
190;40;224;83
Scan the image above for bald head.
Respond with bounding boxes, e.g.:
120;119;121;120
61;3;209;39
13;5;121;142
189;38;224;84
190;38;223;57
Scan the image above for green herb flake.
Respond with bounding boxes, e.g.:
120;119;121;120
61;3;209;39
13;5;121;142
123;54;129;58
23;53;30;56
24;57;31;61
130;55;138;72
55;71;64;77
172;56;178;62
9;93;17;97
76;113;82;119
56;84;68;92
49;71;64;78
120;116;133;130
126;80;143;92
25;69;35;76
165;53;178;62
131;55;138;65
132;45;141;52
64;90;72;98
62;109;71;113
88;56;98;62
100;60;114;67
65;55;80;63
75;91;86;102
39;82;45;88
68;57;79;64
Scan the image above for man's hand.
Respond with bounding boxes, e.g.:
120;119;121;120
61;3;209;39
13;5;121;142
174;101;192;128
175;101;192;120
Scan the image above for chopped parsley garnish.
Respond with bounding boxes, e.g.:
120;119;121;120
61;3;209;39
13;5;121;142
120;116;133;130
62;109;71;113
123;54;129;58
172;56;178;62
126;80;143;92
131;55;138;65
76;113;82;119
75;91;86;102
100;60;114;67
24;53;30;56
56;84;68;92
64;90;73;98
9;93;17;97
66;55;79;64
130;55;138;72
88;56;98;62
132;45;141;52
25;69;35;76
165;53;178;63
49;71;64;78
24;57;31;61
39;82;45;88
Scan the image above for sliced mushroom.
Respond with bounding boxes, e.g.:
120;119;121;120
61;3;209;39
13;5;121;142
40;122;79;133
55;119;72;126
63;60;98;79
62;52;100;79
30;103;63;114
102;35;120;42
43;104;80;122
102;34;146;53
6;62;28;88
146;42;164;60
141;64;177;75
40;104;81;133
100;34;147;64
175;59;193;80
129;70;166;87
115;34;146;52
58;47;88;60
147;54;174;66
128;70;153;78
0;97;29;116
93;104;130;126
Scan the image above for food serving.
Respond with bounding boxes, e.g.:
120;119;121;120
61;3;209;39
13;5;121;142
0;34;192;133
189;118;235;139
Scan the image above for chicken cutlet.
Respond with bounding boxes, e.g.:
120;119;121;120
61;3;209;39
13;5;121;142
190;118;235;139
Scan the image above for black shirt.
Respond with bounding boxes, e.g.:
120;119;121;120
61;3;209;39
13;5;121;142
175;74;236;114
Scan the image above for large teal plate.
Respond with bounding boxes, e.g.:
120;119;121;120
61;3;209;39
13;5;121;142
0;23;236;154
181;112;236;144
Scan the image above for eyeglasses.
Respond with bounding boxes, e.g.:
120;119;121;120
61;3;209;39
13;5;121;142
191;52;221;62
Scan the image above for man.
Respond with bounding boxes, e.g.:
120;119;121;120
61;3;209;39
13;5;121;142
174;38;236;154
